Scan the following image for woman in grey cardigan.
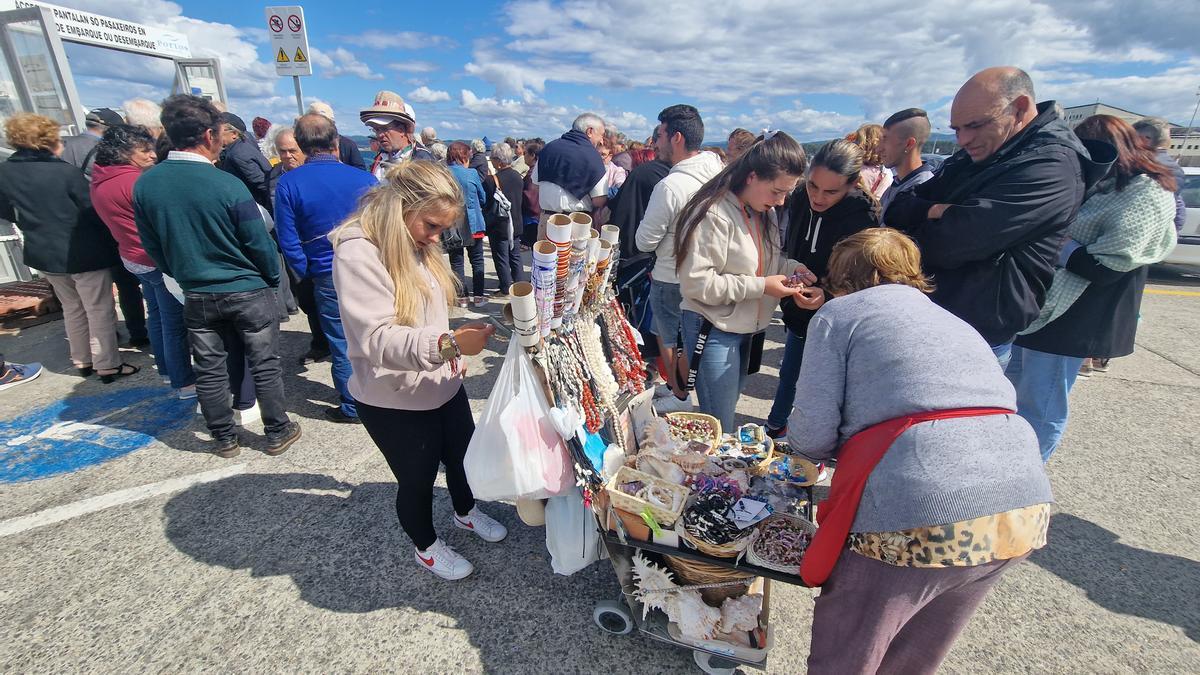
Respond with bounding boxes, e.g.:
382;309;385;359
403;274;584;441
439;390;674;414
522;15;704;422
787;229;1053;675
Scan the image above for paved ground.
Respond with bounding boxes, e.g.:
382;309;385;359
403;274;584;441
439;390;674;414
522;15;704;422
1;261;1197;674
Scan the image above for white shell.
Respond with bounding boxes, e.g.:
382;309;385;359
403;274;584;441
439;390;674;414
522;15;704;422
718;593;762;633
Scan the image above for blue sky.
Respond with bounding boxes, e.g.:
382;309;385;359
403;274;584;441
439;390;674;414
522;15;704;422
51;0;1200;142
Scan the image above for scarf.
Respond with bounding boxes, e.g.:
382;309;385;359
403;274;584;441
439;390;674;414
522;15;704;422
535;129;606;201
1021;174;1177;335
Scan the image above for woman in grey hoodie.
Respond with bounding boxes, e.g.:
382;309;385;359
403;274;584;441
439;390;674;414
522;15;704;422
330;161;503;581
789;229;1052;674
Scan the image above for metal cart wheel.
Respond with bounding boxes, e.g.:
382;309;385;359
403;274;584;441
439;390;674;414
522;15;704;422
692;650;739;674
592;599;634;635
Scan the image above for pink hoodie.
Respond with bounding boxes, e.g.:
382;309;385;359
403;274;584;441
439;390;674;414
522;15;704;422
91;163;155;268
331;225;462;410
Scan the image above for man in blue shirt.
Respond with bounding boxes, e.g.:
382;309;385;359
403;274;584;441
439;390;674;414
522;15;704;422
274;113;376;423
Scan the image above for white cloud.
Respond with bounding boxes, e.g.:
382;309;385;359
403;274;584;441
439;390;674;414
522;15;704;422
408;86;451;103
331;30;457;50
310;47;384;81
387;60;440;74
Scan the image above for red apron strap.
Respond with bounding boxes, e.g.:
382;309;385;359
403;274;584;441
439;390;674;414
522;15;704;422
799;407;1014;586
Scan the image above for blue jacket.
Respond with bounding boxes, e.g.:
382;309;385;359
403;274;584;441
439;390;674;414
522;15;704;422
449;163;487;235
274;154;376;278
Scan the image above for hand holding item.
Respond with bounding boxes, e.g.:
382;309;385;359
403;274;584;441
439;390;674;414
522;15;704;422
794;286;826;311
454;322;495;356
763;275;802;299
790;264;818;286
927;203;951;220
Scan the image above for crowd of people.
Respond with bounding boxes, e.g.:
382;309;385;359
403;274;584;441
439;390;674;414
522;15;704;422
0;64;1183;672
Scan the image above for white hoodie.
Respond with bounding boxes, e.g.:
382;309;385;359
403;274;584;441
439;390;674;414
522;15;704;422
634;151;726;283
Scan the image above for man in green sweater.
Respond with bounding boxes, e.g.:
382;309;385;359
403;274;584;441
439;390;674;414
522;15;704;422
134;95;300;457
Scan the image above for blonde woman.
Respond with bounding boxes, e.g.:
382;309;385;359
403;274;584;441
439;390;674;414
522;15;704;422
331;161;504;581
846;123;893;199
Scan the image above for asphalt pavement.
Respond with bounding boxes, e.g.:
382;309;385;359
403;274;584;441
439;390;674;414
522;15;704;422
0;261;1197;673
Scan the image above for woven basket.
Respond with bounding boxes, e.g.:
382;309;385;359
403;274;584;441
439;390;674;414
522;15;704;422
663;412;722;445
605;466;689;527
663;554;754;605
752;441;822;486
745;514;817;576
680;524;752;559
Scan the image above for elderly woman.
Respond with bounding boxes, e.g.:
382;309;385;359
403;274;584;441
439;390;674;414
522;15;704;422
483;142;526;295
0;113;134;382
92;124;196;397
787;228;1052;675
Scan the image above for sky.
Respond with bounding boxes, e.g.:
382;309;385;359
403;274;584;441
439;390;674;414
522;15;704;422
47;0;1200;143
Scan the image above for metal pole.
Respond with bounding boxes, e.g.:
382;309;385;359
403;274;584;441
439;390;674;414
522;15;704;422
293;76;304;117
1180;85;1200;161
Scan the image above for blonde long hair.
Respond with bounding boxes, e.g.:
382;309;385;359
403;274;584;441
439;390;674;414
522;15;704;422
331;161;463;325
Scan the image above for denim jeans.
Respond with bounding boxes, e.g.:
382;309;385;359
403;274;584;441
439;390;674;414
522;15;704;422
767;329;805;431
135;269;195;389
682;309;751;431
449;238;486;296
648;280;683;349
991;341;1013;371
312;275;356;418
183;287;289;439
489;236;525;295
1005;345;1084;462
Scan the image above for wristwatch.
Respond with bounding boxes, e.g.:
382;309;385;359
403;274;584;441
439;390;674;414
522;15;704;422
437;333;461;363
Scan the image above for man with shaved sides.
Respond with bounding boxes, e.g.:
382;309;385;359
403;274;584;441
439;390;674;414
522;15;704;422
879;107;935;222
885;66;1114;367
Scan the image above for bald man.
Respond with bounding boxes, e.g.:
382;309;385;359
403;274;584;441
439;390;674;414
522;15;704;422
884;66;1114;365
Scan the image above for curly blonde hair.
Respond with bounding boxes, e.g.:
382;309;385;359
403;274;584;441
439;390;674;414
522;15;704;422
4;113;61;152
845;123;884;166
825;228;933;297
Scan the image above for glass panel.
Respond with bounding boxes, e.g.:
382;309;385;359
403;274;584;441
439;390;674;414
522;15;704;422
0;44;21;147
1180;174;1200;209
181;64;220;101
6;19;68;125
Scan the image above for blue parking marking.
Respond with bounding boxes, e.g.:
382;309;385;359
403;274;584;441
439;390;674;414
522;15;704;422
0;387;195;483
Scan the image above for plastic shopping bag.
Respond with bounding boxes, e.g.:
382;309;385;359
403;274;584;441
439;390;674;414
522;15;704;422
464;338;573;501
545;491;602;576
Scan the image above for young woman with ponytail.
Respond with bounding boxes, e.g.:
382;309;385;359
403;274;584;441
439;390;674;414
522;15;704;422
673;131;822;430
766;139;880;439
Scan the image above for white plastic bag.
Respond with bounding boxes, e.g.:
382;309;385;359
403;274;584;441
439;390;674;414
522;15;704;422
464;338;573;501
545;492;602;576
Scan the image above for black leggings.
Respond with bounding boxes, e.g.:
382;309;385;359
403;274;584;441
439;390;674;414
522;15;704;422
357;388;477;550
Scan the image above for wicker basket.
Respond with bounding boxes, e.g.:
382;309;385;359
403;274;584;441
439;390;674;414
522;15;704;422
605;466;689;527
745;514;817;576
663;554;755;606
680;524;753;559
752;441;822;486
663;412;722;445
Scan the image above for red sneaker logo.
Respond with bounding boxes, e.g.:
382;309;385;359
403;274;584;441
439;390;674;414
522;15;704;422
457;517;475;530
419;554;435;566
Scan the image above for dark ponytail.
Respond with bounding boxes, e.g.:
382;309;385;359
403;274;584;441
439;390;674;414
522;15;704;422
674;131;807;271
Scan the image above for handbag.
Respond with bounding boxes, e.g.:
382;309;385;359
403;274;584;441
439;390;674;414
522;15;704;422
440;216;465;251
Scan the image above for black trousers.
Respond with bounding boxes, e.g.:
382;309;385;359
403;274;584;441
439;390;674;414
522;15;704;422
111;265;147;341
183;288;289;439
357;388;476;550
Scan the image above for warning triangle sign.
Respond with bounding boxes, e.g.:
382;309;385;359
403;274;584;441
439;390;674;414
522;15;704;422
294;47;307;63
276;47;290;63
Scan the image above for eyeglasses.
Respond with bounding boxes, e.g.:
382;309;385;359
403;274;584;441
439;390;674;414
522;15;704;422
367;121;409;134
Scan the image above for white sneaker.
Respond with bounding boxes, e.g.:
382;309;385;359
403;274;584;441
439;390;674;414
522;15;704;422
815;463;829;483
175;384;197;400
654;394;693;413
234;403;261;426
653;383;674;399
415;539;474;580
454;507;508;543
